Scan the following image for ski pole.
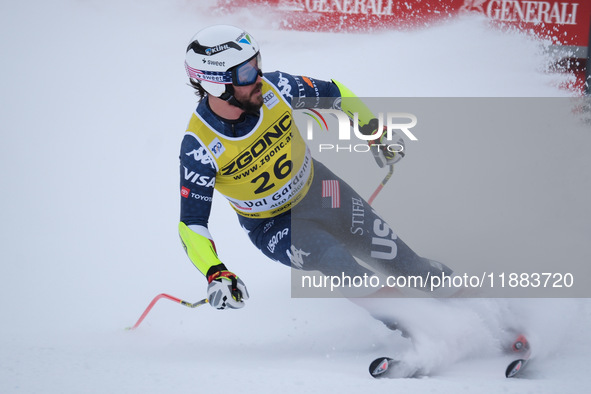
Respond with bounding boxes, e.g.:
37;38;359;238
126;293;208;330
368;164;394;205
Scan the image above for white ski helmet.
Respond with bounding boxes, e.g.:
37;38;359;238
185;25;261;98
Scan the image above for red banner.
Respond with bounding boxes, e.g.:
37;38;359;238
219;0;590;53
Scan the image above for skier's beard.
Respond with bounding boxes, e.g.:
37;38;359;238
234;82;264;114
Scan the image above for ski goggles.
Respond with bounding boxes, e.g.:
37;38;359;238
231;52;262;86
185;52;262;86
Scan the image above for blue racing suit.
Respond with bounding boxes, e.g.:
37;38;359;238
179;71;452;290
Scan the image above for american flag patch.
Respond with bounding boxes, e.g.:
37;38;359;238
322;180;340;208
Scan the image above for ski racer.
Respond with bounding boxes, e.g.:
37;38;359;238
179;25;454;311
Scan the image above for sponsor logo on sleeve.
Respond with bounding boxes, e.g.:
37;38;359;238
183;167;216;188
181;186;190;198
186;147;213;166
277;72;293;100
189;193;213;202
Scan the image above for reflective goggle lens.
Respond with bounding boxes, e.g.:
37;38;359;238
233;53;262;86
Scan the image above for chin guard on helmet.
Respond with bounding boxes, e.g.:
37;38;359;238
218;85;244;109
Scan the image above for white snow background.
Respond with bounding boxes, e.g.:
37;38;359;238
1;0;590;393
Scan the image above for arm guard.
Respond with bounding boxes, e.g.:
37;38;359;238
332;79;405;166
178;222;224;277
332;79;376;130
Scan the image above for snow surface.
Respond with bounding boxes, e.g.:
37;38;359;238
1;0;590;393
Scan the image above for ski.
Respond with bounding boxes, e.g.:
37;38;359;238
505;358;530;378
369;334;532;379
505;334;531;378
369;357;422;379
